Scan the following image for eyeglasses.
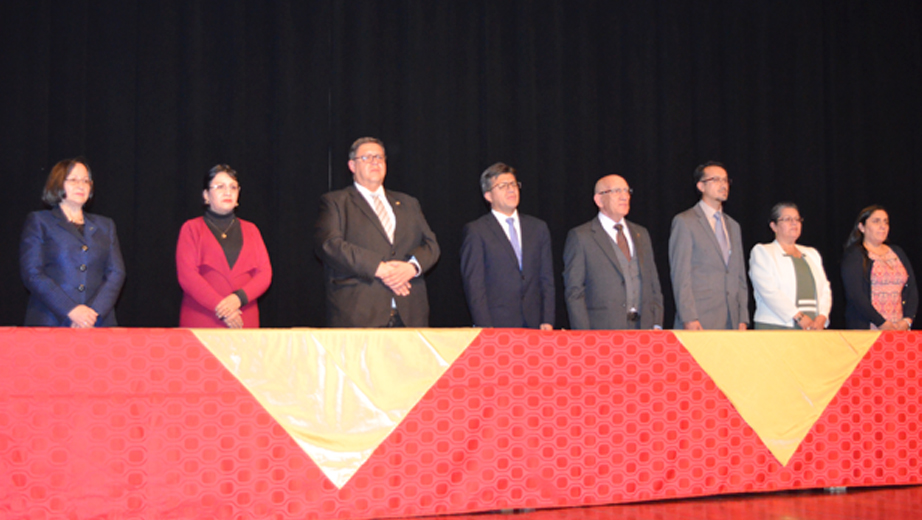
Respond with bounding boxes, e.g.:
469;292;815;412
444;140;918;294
776;217;804;224
65;178;93;186
210;184;240;193
700;177;732;185
491;180;522;192
354;154;386;164
596;187;633;196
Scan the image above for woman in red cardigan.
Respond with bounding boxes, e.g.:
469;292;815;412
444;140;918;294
176;165;272;328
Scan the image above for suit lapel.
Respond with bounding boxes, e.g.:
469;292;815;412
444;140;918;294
83;214;99;242
385;191;401;245
626;219;644;265
693;205;726;263
348;186;391;243
52;206;87;243
486;214;521;269
589;217;625;276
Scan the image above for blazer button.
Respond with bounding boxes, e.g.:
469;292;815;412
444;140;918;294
79;264;87;272
78;284;86;292
82;245;89;252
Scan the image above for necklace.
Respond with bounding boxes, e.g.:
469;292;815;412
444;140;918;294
205;215;236;239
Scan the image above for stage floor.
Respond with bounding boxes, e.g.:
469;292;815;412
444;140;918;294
434;485;922;520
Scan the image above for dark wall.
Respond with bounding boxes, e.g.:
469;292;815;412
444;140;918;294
2;0;920;328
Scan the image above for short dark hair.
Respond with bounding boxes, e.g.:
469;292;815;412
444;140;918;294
42;158;93;206
693;160;726;184
348;137;386;160
479;162;516;194
203;164;239;191
769;202;798;223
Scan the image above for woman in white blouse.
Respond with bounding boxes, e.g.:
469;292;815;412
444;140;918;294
749;202;832;330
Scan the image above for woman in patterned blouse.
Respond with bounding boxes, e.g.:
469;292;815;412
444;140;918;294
841;205;918;330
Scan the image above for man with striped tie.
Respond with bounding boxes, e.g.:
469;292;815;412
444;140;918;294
460;162;555;329
315;137;440;327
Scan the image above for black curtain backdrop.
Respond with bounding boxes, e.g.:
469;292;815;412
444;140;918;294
1;1;920;329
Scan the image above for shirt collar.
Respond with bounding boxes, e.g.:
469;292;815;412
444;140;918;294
354;182;385;199
492;209;519;223
598;212;626;231
697;199;722;219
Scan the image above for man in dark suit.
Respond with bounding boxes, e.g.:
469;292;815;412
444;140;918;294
668;161;749;330
563;174;663;329
460;162;554;329
315;137;440;327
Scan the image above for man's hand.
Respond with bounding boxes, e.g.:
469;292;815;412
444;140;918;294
539;323;553;331
377;261;416;296
684;320;703;331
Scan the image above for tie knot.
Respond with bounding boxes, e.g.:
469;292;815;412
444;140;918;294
614;223;623;232
506;217;515;225
714;212;722;221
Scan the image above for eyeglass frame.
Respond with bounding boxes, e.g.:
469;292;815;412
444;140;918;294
209;183;241;193
699;176;732;186
353;154;387;164
596;187;633;196
490;180;522;192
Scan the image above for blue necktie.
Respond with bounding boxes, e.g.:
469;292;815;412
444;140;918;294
506;217;522;270
714;212;730;265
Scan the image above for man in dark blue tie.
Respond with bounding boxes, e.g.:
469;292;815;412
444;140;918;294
460;162;555;329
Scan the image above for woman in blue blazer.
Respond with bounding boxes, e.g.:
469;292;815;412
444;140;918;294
19;158;126;327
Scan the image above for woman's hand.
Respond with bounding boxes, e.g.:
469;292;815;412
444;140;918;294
68;305;99;328
215;294;242;320
798;315;815;331
894;319;912;332
223;310;244;329
810;315;828;330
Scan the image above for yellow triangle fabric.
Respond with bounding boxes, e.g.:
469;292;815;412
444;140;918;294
674;330;880;465
192;328;481;488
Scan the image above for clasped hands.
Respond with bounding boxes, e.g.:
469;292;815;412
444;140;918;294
376;260;417;296
797;314;827;331
215;294;243;329
879;318;912;332
68;304;98;328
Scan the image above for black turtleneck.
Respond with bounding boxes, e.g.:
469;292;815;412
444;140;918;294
203;209;248;306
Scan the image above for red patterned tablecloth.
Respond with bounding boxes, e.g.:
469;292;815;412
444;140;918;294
0;328;920;519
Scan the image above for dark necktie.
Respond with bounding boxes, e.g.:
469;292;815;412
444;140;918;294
614;223;631;261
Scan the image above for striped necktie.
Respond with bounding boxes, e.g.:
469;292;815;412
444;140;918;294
373;194;394;243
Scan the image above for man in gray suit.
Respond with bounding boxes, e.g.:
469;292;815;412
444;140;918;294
563;174;663;329
668;161;749;330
